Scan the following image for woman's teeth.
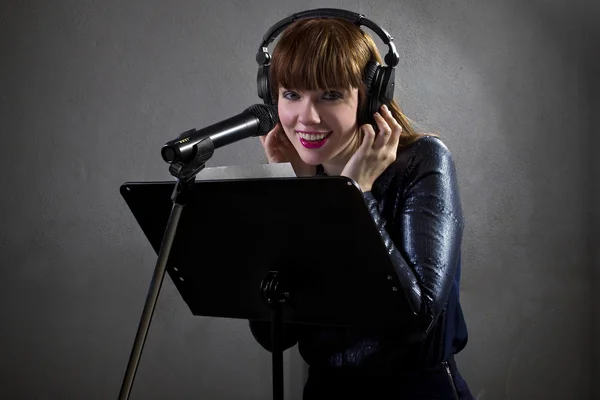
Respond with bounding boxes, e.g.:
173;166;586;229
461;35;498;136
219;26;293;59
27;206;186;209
297;132;330;141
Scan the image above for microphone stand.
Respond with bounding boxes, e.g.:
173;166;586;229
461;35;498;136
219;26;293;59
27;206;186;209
117;138;215;400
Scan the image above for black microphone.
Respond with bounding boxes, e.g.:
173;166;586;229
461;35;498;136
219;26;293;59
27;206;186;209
161;104;278;164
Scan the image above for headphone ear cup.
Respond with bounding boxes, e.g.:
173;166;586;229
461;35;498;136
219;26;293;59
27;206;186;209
257;65;273;105
379;67;395;105
368;66;396;119
362;61;380;126
363;60;379;93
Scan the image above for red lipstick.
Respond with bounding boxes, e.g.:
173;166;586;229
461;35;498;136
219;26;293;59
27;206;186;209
296;131;332;149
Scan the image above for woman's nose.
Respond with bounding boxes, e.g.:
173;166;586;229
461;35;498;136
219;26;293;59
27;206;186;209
298;101;320;125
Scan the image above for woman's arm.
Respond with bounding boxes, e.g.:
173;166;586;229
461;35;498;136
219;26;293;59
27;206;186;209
365;136;464;338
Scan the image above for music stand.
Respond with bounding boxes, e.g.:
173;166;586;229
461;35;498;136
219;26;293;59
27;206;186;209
118;176;413;399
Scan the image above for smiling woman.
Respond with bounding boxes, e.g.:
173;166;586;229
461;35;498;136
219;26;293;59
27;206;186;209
259;13;432;182
250;8;474;400
276;87;360;168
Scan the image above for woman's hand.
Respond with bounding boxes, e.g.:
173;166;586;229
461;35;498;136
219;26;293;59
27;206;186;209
259;123;315;177
341;104;402;192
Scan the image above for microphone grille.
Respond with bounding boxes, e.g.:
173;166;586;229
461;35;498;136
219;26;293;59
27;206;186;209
246;104;279;136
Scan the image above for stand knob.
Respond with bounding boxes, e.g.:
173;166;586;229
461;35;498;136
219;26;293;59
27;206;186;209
260;271;289;307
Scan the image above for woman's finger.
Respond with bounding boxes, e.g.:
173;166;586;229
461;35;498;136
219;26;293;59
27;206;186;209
263;123;280;146
373;111;391;149
389;123;402;149
361;124;377;151
380;105;402;149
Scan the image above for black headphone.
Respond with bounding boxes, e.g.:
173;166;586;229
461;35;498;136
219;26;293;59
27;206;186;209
256;8;400;125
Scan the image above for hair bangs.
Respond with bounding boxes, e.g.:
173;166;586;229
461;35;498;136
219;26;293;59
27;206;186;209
270;19;368;97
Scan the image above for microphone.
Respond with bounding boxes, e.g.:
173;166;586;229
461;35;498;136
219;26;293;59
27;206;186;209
161;104;278;164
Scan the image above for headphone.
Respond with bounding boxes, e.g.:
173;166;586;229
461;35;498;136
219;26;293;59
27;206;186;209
256;8;400;125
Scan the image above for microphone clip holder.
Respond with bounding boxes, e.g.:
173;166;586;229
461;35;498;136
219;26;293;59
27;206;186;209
169;136;216;184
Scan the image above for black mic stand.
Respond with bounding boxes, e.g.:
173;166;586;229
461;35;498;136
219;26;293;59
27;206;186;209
117;138;215;400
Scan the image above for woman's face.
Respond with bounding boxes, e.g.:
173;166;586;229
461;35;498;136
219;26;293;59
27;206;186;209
277;87;361;168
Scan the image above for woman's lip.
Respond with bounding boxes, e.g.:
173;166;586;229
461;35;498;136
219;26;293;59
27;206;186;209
297;131;332;149
296;130;332;134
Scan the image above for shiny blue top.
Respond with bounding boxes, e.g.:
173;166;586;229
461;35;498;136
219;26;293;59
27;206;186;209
250;135;468;373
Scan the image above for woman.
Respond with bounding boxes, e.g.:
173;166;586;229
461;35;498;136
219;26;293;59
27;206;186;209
249;13;474;400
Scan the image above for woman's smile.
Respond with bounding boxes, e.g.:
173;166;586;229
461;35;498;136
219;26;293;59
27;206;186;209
296;130;333;149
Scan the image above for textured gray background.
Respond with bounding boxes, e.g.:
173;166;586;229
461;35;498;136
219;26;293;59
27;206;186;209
1;0;598;399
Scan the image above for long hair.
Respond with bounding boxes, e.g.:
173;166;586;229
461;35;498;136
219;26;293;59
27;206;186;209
269;18;428;146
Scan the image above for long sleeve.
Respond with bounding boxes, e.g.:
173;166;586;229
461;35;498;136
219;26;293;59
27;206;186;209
364;136;464;338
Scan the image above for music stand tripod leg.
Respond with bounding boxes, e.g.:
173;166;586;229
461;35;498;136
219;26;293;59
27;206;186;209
119;159;207;399
118;199;184;400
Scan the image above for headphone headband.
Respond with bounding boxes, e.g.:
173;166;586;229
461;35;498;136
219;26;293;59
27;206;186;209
257;8;399;67
256;8;397;126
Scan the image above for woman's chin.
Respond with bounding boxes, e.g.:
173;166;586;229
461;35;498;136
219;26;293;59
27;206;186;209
298;152;328;167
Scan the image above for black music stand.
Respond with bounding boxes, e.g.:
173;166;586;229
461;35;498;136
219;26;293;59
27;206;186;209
118;176;413;399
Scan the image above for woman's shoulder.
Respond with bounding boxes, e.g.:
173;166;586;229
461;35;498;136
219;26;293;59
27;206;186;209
375;134;457;194
399;134;451;159
394;134;454;172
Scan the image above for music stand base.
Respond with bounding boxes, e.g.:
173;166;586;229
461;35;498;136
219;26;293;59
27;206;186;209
261;271;288;400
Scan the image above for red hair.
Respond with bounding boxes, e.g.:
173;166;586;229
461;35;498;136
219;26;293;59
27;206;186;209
269;18;428;145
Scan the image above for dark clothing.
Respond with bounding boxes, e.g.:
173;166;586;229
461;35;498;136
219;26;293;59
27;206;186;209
249;136;472;399
303;356;472;400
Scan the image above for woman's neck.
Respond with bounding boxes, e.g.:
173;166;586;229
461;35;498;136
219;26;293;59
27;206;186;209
321;128;362;176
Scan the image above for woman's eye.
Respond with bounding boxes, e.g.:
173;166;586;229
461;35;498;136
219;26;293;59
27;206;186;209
282;91;299;100
322;91;342;100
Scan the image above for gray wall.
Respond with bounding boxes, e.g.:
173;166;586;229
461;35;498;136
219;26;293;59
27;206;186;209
1;0;597;399
586;2;600;399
